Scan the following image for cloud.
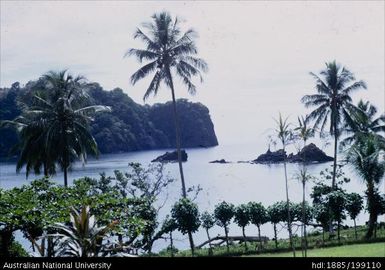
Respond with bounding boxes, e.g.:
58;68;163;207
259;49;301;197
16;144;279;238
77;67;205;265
1;1;383;144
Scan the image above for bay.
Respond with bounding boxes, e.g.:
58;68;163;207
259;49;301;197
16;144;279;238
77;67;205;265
0;142;370;253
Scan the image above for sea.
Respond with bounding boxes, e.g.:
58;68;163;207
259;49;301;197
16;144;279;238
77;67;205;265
0;142;379;253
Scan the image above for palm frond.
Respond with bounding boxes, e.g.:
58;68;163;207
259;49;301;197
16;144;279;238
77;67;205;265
172;28;197;47
74;105;111;115
143;71;162;101
133;28;159;52
341;81;367;95
170;42;197;56
179;56;208;73
176;65;197;95
130;61;157;85
124;48;159;62
309;72;331;95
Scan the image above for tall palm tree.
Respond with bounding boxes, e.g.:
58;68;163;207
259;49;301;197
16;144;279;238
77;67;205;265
126;11;208;198
126;12;208;253
3;70;110;186
301;61;366;190
346;134;385;238
273;113;296;257
125;12;208;254
341;100;385;149
294;115;314;257
294;168;312;257
294;116;314;150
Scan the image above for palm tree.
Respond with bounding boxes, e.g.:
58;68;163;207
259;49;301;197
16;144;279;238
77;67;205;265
126;12;208;253
301;61;366;190
294;168;312;257
126;11;208;198
341;100;385;149
346;134;385;239
273;113;295;257
294;115;314;257
3;70;110;186
294;116;315;150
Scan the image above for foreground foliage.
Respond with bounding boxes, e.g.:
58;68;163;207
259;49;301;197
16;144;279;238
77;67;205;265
0;163;174;257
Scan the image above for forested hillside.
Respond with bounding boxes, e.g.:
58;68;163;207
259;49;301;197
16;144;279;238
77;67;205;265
0;81;218;158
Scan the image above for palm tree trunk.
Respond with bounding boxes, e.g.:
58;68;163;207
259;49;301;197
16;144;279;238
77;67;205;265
366;181;377;239
169;83;195;255
62;124;69;187
302;140;308;257
170;231;174;257
242;226;247;252
302;181;307;257
332;131;338;189
63;164;68;187
283;150;296;257
273;223;278;250
328;124;338;236
322;229;325;243
304;222;307;257
188;231;195;256
337;221;341;243
43;162;48;177
170;85;187;198
353;219;357;240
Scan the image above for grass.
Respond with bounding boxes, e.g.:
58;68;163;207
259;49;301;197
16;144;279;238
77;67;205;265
157;225;385;257
248;242;385;257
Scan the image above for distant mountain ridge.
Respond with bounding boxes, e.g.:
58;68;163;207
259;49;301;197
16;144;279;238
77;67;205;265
0;81;218;157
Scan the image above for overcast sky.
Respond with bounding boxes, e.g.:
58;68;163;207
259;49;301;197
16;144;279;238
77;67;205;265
1;1;384;145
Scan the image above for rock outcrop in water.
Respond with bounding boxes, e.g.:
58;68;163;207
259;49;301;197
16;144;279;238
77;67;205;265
152;150;188;163
253;149;286;164
288;143;334;163
252;144;333;164
209;159;231;164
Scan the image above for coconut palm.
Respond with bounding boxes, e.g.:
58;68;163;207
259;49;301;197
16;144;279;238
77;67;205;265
126;11;208;199
3;70;110;186
126;12;207;253
294;115;314;257
294;168;312;257
301;61;366;190
294;115;315;150
346;134;385;239
273;113;295;257
341;100;385;150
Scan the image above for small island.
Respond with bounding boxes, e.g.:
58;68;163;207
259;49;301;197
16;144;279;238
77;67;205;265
152;150;188;163
253;143;333;164
209;159;231;164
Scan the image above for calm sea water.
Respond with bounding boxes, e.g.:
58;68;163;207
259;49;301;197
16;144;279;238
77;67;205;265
0;142;377;253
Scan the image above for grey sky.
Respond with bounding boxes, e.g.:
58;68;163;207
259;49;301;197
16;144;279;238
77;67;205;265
1;1;384;145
